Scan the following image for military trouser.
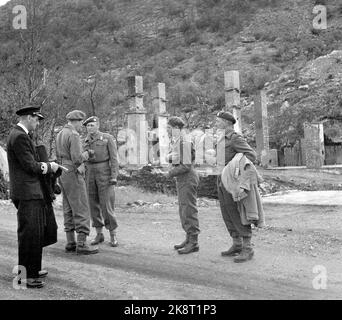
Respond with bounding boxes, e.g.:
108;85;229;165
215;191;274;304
217;176;252;238
59;165;91;235
176;169;200;236
85;161;118;231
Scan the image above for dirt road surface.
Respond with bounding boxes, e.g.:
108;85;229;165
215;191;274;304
0;197;341;300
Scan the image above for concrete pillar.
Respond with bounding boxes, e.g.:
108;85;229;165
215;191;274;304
269;149;278;167
300;138;307;166
254;90;270;166
224;71;241;133
152;83;169;166
303;122;325;169
125;76;148;167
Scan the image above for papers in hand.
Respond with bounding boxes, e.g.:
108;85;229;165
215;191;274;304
58;165;69;172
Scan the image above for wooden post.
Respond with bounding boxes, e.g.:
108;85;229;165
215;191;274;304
152;83;169;166
269;149;278;167
125;76;148;168
224;71;241;133
303;122;325;168
254;90;270;166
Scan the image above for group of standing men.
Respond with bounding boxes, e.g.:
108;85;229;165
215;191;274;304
167;111;260;263
56;110;119;255
7;104;260;289
7;106;119;288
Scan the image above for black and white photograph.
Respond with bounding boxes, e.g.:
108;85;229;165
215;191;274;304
0;0;341;305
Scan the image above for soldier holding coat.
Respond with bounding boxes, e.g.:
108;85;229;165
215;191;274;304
215;111;257;263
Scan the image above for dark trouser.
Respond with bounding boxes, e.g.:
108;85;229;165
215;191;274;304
176;170;200;236
217;176;252;238
14;199;45;279
86;162;118;231
43;202;58;247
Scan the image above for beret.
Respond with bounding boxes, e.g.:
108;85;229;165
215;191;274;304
16;105;44;120
83;116;99;126
216;111;236;124
66;110;86;121
168;116;185;129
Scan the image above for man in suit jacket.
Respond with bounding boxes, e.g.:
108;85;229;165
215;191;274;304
7;105;59;288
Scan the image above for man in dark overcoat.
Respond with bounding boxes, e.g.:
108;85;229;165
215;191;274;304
7;106;59;288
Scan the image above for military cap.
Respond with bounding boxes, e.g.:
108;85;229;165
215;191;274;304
16;105;44;120
83;116;99;126
216;111;236;124
168;116;185;129
66;110;86;121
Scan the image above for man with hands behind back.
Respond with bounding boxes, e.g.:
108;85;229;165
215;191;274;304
56;110;99;255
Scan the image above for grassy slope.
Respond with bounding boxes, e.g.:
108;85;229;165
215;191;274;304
0;0;341;129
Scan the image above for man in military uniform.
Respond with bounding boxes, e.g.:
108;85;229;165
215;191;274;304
56;110;98;255
216;111;257;263
82;116;119;247
7;105;60;288
167;116;200;254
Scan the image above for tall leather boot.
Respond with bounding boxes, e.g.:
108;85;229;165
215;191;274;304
91;227;104;245
174;234;189;250
178;234;199;254
65;231;76;252
221;237;243;257
109;229;118;247
234;236;254;263
76;232;99;255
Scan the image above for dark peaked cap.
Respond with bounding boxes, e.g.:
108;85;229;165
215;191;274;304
216;111;236;124
66;110;86;121
83;116;99;126
16;105;44;120
168;116;185;129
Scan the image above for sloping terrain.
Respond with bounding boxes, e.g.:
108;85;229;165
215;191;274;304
0;0;341;143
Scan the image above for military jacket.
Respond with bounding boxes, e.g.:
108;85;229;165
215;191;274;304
218;129;257;165
168;135;196;178
56;124;86;168
84;131;119;179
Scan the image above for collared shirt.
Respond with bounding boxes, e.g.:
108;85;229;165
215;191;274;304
17;123;29;135
84;131;119;179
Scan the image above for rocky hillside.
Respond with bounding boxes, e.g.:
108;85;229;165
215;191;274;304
0;0;341;147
